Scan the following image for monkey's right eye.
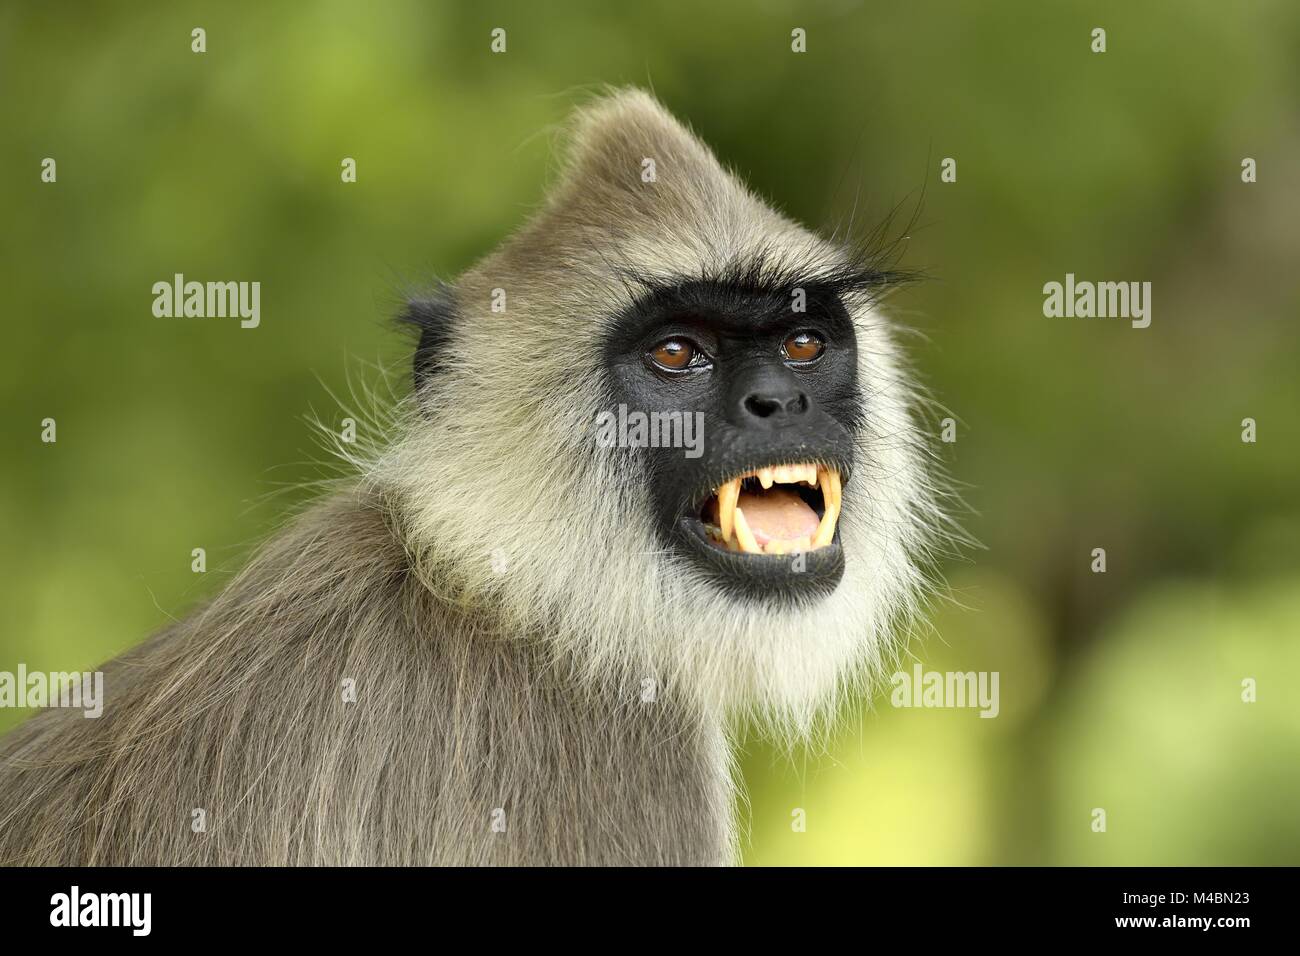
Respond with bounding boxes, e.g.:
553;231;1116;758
647;338;707;372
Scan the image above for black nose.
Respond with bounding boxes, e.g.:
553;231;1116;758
742;385;809;420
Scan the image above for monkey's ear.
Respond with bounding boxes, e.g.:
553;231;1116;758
400;285;457;390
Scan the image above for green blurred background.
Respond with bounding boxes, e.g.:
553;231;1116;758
2;1;1297;865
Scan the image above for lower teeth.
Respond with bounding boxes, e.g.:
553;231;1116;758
706;527;819;555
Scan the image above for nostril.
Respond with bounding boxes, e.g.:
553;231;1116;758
743;391;810;419
743;394;782;418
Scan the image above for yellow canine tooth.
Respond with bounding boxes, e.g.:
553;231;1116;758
757;467;774;489
718;478;740;542
733;506;761;553
813;468;842;548
813;501;840;548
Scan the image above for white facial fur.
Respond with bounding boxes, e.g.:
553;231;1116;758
372;90;946;738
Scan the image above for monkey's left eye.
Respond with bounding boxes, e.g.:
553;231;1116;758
782;330;826;364
647;337;708;372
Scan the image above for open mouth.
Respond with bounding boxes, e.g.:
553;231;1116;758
697;462;843;556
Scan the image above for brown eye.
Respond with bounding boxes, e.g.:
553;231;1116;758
649;338;697;371
783;330;825;364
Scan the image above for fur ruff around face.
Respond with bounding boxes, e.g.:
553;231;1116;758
381;90;946;736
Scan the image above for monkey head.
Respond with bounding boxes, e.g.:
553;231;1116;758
384;90;943;729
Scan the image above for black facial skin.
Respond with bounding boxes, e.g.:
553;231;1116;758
602;274;864;604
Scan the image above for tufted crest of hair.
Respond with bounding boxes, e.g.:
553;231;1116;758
380;88;951;740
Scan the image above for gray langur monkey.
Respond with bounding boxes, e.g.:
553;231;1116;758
0;90;949;866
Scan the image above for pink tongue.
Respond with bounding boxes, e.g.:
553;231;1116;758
737;488;820;545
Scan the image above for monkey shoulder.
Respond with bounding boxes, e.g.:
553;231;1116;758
0;490;732;865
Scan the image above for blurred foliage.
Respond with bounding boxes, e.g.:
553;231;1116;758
1;0;1297;864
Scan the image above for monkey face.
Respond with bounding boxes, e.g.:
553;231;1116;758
390;90;944;720
603;278;864;604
